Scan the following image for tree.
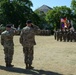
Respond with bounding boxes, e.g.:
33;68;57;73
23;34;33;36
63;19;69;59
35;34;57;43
71;0;76;13
0;0;37;28
71;0;76;29
46;6;73;30
34;10;47;29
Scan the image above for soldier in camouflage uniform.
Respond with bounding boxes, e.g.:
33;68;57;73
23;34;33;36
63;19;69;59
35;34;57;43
19;20;40;69
1;24;14;67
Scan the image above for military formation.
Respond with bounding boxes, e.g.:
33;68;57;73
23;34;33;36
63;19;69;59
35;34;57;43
54;29;76;42
54;17;76;42
39;30;51;36
0;18;76;70
0;20;40;69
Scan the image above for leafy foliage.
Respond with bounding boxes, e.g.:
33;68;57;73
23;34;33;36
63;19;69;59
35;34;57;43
71;0;76;29
46;6;73;29
0;0;40;29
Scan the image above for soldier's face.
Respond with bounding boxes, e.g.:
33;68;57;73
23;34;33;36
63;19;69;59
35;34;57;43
6;27;11;30
26;23;32;26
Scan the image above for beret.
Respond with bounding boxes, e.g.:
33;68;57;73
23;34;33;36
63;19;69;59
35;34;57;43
6;24;12;28
26;20;32;24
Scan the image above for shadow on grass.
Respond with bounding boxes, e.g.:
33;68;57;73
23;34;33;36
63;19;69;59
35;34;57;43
0;65;63;75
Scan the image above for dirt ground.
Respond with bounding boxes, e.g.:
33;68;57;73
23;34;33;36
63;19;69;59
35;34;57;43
0;35;76;75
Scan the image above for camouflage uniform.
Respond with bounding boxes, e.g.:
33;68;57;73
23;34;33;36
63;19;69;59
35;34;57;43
1;26;14;67
20;24;39;69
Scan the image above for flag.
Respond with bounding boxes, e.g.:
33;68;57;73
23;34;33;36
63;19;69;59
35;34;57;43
61;18;64;22
60;17;67;23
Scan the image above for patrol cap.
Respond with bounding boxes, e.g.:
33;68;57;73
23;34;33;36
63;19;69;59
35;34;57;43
6;24;12;28
26;20;32;24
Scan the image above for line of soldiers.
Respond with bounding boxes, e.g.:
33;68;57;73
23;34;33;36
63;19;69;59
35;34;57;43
37;30;51;36
0;20;40;69
15;29;51;36
54;29;76;42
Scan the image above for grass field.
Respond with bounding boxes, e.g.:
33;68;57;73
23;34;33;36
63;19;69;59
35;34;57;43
0;35;76;75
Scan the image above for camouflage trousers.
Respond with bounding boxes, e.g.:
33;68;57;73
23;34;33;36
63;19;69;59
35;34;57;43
23;46;34;65
3;46;14;64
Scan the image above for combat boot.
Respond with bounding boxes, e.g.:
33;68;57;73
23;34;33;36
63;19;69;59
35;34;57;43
26;63;29;69
29;64;34;69
8;64;14;67
6;63;9;67
6;63;14;67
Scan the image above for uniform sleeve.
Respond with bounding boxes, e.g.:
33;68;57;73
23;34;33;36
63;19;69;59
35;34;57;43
33;25;40;34
19;29;23;45
1;34;4;45
10;28;15;36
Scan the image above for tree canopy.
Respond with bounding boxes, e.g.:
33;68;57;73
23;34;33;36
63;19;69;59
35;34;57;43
0;0;76;30
71;0;76;29
0;0;40;28
46;6;73;29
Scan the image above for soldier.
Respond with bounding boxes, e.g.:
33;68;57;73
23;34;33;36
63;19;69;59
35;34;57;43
1;24;14;67
19;20;40;69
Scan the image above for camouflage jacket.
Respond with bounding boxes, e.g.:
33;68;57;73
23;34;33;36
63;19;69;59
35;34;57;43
1;29;14;47
20;25;40;47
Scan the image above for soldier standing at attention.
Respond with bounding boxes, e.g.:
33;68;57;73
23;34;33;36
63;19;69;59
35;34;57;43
1;24;14;67
20;20;40;69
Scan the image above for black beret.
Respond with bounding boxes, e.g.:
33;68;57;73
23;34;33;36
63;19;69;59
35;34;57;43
26;20;32;24
6;24;12;28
